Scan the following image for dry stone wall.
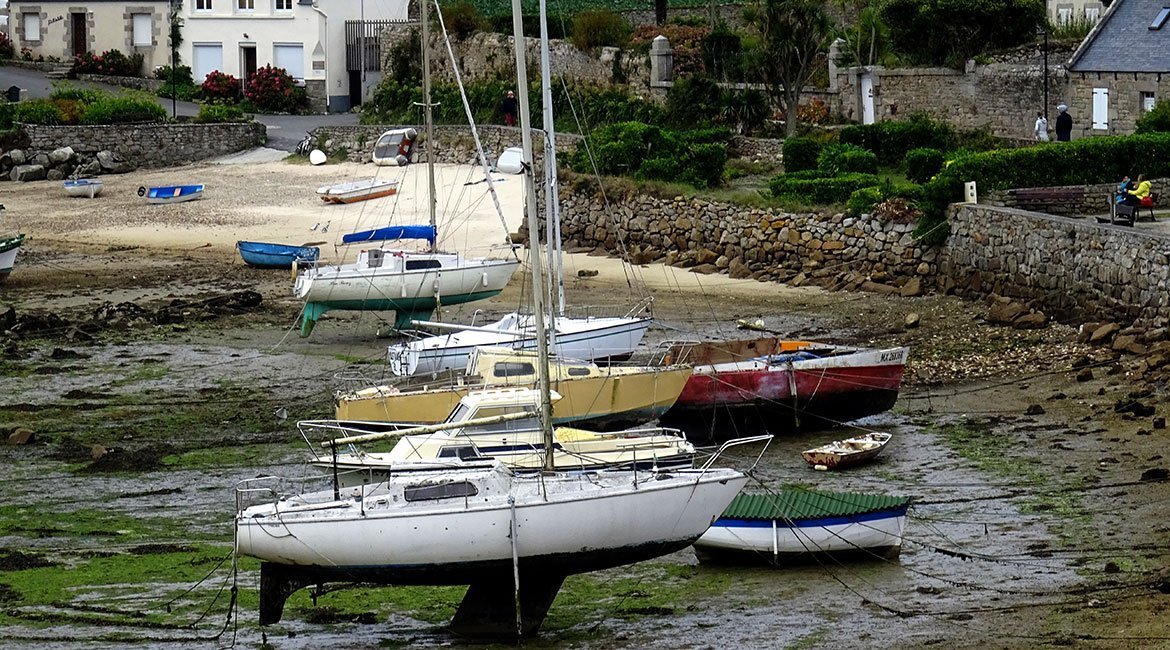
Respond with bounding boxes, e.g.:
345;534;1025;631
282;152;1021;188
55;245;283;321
310;124;580;165
21;122;267;168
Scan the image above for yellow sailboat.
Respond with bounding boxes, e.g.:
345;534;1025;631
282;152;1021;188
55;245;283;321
335;346;691;430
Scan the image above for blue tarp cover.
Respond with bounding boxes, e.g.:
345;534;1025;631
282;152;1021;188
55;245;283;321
343;225;437;245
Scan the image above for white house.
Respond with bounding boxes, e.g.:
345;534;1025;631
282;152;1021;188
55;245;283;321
181;0;408;113
7;0;171;70
1050;0;1107;26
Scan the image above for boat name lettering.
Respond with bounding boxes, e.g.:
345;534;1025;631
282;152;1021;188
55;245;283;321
879;350;904;363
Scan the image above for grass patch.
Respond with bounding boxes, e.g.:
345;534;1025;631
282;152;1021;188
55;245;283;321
0;504;202;542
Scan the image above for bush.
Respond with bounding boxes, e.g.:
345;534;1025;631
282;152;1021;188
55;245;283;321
12;99;62;125
796;98;830;125
0;32;14;60
441;2;487;40
903;147;945;183
571;10;631;50
631;24;708;76
571;121;729;189
154;64;194;86
195;104;248;123
665;75;722;128
486;14;572;40
1136;100;1170;134
769;172;882;204
72;49;143;76
782;137;824;173
0;103;15;129
881;0;1046;66
840;114;956;165
202;70;241;103
846;186;885;217
80;92;167;124
817;143;878;175
244;65;306;113
50;84;103;104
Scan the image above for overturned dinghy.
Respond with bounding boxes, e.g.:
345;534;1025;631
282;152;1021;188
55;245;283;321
372;128;418;166
64;178;102;198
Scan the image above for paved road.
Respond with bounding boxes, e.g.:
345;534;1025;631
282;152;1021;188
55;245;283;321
0;66;359;151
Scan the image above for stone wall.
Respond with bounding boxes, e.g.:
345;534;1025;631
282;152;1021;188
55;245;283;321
76;73;165;93
310;124;581;164
1067;71;1170;137
942;204;1170;324
981;178;1169;216
21;122;267;168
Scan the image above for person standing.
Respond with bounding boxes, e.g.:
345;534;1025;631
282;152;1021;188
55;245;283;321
1055;104;1073;142
1034;112;1049;142
502;90;517;127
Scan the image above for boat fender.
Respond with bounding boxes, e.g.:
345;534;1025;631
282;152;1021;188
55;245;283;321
137;186;146;197
290;260;299;281
814;464;828;471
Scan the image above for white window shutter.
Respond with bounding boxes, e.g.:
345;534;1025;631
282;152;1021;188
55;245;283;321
273;44;304;81
132;14;152;47
1092;88;1109;130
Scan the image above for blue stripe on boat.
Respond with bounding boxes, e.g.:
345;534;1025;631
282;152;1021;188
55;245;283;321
342;225;436;245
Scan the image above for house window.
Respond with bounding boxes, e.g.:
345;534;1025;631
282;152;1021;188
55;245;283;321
1151;6;1170;30
196;0;212;10
237;0;255;11
132;14;152;47
1085;6;1100;21
22;14;41;42
275;0;292;10
1142;91;1157;113
1057;6;1073;23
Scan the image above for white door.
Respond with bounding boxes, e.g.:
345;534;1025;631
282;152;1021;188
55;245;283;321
1092;87;1109;130
861;73;875;124
192;43;223;83
273;44;304;82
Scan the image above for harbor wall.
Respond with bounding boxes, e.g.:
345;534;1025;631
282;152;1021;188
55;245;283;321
20;121;267;168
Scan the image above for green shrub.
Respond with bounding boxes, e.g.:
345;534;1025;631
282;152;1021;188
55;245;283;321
817;143;878;175
881;0;1046;66
154;64;194;86
0;103;17;129
571;121;729;189
195;104;248;123
80;93;167;124
769;172;882;204
1136;100;1170;134
441;2;487;39
840;114;956;165
570;10;631;50
486;14;572;39
49;84;103;104
666;75;722;129
12;99;62;125
846;186;885;217
903;147;945;183
782;137;824;173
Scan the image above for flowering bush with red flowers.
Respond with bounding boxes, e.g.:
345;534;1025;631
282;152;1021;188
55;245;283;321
243;65;306;113
71;49;143;76
201;70;242;103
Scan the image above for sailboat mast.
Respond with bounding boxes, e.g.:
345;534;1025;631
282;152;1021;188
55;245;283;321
421;0;438;252
538;0;566;318
511;0;555;471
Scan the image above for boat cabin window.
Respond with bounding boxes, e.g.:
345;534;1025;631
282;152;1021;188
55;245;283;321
437;446;484;460
373;132;405;159
404;480;478;502
460;405;539;434
367;249;385;269
405;259;442;271
493;362;535;377
566;366;591;377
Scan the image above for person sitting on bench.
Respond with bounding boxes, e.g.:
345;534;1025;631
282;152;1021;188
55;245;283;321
1124;175;1151;207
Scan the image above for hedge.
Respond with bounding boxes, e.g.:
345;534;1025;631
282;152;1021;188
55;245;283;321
817;143;878;175
840;114;955;165
903;147;945;184
572;121;729;189
769;172;882;204
781;136;823;173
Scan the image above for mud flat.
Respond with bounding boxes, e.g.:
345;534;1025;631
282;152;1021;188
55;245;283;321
2;159;1170;648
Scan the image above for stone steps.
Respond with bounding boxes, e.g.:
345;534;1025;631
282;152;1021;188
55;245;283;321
45;66;72;80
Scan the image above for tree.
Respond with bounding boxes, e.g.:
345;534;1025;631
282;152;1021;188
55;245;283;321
656;0;667;25
880;0;1045;67
835;0;894;67
746;0;832;136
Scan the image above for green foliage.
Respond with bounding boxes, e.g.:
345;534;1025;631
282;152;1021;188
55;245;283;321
719;88;768;135
49;84;103;104
386;29;422;83
702;28;743;81
571;10;631;50
746;0;833;135
441;1;488;39
486;14;573;39
903;147;945;183
0;32;15;60
782;136;824;172
881;0;1046;66
154;64;194;86
571;121;729;189
195;104;248;123
769;171;881;204
665;75;723;128
817;142;878;174
1048;15;1093;40
71;49;144;76
12;99;62;125
835;2;895;66
846;185;885;217
0;103;15;129
80;92;167;124
1135;100;1170;134
840;114;956;165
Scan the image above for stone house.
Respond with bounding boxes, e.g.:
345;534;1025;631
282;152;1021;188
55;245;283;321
1050;0;1106;25
179;0;408;113
7;0;172;71
1066;0;1170;135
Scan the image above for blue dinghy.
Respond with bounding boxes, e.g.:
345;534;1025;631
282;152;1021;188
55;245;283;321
139;184;204;204
237;241;321;269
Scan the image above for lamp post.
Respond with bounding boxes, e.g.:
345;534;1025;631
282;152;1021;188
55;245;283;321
1037;25;1049;120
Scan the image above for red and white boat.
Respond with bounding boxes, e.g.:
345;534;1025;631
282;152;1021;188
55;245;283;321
659;337;908;434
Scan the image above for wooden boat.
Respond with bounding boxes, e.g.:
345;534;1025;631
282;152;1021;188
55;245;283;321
801;431;892;470
0;233;25;284
236;240;320;269
337;346;691;431
658;337;908;435
63;178;102;198
371;127;417;166
316;178;399;204
694;490;911;564
140;184;204;204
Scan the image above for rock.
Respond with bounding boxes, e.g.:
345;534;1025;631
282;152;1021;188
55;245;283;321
1112;334;1147;355
1075;368;1094;382
1078;322;1102;343
1140;467;1169;482
900;276;923;297
1104;561;1120;573
1155;417;1166;430
75;159;101;176
7;427;33;445
48;146;74;164
46;168;64;181
91;444;108;460
96;150;117;170
988;299;1029;324
905;312;921;328
728;258;752;279
1013;312;1048;329
576;269;598;278
31;153;49;167
1025;404;1046;415
1089;323;1121;345
693;248;718;265
691;263;718;275
860;281;900;295
0;304;14;332
49;348;88;360
10;164;45;182
9;149;25;165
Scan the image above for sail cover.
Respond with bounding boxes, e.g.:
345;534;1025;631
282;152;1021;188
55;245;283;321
342;225;438;245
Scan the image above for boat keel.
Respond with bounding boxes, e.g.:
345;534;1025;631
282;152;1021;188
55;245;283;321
450;571;565;638
258;562;317;625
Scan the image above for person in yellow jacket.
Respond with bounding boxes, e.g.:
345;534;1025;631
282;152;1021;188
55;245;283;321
1124;175;1152;206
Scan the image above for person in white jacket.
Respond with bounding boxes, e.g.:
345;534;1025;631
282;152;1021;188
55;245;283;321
1034;112;1050;142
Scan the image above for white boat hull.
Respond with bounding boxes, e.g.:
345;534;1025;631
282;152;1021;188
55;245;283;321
389;314;652;376
0;245;20;280
694;510;907;559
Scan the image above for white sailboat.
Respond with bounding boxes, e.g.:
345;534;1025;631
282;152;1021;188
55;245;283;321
233;4;761;636
293;9;520;337
383;1;652;376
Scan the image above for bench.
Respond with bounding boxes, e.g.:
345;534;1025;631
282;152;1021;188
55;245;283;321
1008;187;1086;216
1140;192;1159;222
